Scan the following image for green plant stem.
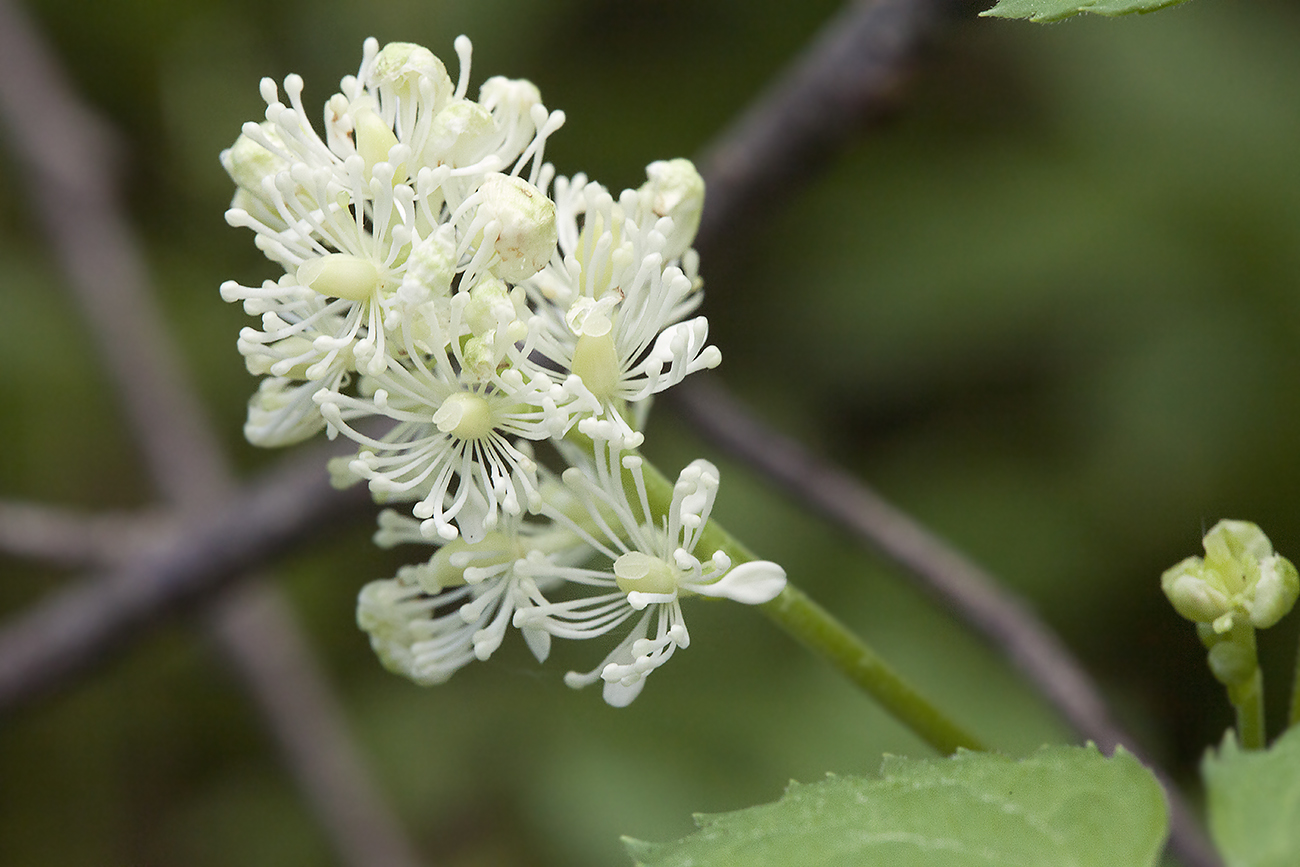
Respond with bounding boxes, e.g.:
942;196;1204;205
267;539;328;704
613;437;986;755
759;584;986;755
1230;667;1265;750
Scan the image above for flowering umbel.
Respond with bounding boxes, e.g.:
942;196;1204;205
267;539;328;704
221;38;785;704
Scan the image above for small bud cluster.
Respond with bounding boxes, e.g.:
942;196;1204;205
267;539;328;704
221;38;784;704
1162;519;1298;725
1162;520;1299;635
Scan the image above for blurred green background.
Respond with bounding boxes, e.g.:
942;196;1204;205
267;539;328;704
5;0;1300;864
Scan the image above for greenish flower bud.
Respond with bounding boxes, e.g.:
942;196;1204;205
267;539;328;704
1206;638;1257;687
571;331;620;401
401;230;456;302
1250;554;1300;628
464;277;512;335
221;123;289;228
426;100;496;167
351;103;403;182
638;158;704;260
221;123;284;195
613;551;679;595
477;173;557;282
1161;519;1299;633
371;42;453;108
1163;557;1231;624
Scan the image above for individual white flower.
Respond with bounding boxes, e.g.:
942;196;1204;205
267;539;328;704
317;286;576;542
521;166;719;444
514;425;786;705
220;160;420;443
357;496;591;684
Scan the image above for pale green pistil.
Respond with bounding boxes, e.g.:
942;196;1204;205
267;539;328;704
571;331;620;401
297;254;381;301
613;551;679;595
433;391;495;440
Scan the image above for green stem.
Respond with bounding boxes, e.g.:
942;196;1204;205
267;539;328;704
618;439;986;755
1230;667;1265;750
1201;621;1266;749
760;584;986;754
1213;624;1265;750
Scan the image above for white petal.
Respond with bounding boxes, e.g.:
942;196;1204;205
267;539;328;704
690;560;786;605
601;675;646;707
521;624;552;662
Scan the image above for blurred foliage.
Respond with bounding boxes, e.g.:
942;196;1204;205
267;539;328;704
4;0;1300;865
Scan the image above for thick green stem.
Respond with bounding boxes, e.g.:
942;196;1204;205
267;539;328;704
615;438;985;755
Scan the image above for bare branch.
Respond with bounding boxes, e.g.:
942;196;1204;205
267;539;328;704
0;450;370;713
0;499;168;568
695;0;975;255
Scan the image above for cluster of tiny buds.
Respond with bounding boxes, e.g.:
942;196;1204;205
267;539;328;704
221;37;784;704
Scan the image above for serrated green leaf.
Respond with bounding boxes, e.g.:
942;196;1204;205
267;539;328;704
980;0;1192;23
1203;726;1300;867
625;744;1168;867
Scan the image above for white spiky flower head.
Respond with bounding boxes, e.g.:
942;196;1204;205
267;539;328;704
521;166;719;443
220;36;564;448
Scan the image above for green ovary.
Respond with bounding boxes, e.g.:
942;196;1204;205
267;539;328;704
297;254;381;301
571;332;620;401
613;551;679;595
433;391;495;440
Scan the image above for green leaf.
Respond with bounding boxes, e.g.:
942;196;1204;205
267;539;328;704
980;0;1193;23
1203;726;1300;867
625;744;1168;867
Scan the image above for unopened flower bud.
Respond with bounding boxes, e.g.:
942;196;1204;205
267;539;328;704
1161;519;1299;633
370;42;453;108
479;76;543;119
1206;638;1256;687
478;173;557;282
464;277;513;334
426;100;496;167
638;158;704;260
221;123;288;226
408;531;518;594
1250;554;1299;628
221;125;284;194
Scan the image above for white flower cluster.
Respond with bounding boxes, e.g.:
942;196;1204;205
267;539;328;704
221;38;785;705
